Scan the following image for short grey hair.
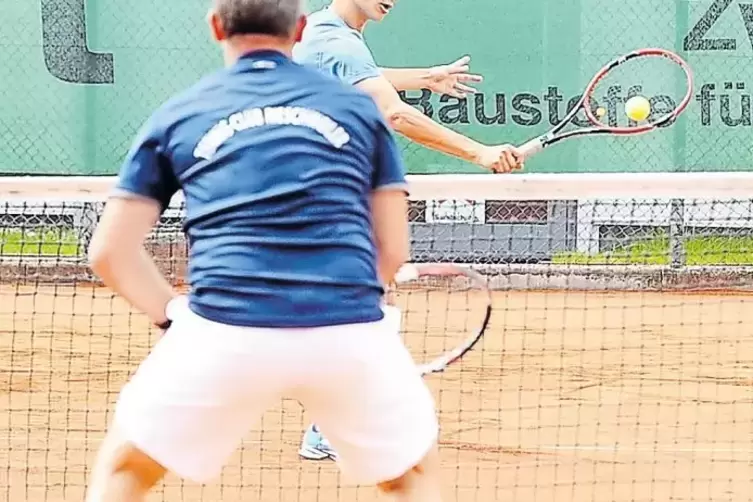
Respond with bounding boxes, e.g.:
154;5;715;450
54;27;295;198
214;0;305;38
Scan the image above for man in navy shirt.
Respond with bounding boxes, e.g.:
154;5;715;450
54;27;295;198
85;0;440;500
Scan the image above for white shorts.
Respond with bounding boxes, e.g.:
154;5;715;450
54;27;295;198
113;298;438;486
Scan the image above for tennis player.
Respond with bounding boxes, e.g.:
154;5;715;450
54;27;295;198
84;0;441;500
293;0;525;175
292;0;523;461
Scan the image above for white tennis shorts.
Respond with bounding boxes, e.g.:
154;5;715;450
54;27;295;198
113;297;438;486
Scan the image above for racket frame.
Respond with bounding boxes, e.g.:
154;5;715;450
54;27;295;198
519;48;694;157
391;263;492;376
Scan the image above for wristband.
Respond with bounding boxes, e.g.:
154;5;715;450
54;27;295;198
158;295;186;331
155;319;172;330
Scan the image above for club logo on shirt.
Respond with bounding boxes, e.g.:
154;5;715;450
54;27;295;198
193;106;351;160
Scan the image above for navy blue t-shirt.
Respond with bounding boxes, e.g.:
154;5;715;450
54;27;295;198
115;50;407;328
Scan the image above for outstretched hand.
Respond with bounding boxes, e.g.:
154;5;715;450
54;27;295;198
426;55;483;98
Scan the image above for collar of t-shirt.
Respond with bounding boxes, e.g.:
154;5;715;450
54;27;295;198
322;6;365;40
234;49;291;71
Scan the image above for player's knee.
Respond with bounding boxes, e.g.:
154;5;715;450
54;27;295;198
377;469;414;494
91;431;166;495
111;443;165;489
376;445;440;496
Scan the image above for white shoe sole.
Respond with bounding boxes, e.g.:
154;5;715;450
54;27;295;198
299;445;337;461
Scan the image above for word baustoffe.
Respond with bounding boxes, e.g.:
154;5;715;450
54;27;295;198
399;83;751;128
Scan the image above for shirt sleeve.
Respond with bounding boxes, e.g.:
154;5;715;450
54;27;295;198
317;38;381;86
372;114;408;193
114;113;179;212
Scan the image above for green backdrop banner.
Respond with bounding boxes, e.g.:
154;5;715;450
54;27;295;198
2;0;752;175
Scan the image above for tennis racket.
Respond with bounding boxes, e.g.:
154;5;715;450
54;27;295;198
390;263;492;376
518;48;694;158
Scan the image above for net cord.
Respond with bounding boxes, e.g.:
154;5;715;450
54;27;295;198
2;172;753;201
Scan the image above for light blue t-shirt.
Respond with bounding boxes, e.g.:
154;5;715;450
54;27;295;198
293;7;382;85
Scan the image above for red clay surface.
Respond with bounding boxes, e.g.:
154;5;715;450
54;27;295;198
2;285;752;501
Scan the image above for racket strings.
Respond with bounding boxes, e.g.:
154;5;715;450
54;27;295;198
586;54;691;129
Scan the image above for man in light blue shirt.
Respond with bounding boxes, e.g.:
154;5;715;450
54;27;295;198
294;0;524;462
294;1;525;174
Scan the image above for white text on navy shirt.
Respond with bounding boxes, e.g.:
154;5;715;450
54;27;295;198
193;106;351;160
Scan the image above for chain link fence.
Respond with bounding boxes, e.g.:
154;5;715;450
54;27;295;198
3;0;753;176
4;1;752;267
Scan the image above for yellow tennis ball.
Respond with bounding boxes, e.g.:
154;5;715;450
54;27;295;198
596;107;607;118
625;96;651;122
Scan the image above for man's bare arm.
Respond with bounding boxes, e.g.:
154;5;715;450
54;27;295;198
88;196;178;325
370;188;410;285
380;56;481;96
380;68;433;91
357;75;522;172
359;74;483;162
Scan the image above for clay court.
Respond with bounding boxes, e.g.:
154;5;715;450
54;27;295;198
2;285;753;502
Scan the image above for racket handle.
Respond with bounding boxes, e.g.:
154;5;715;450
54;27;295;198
518;137;544;158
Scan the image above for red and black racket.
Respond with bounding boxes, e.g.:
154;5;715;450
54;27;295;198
390;263;492;376
518;48;694;158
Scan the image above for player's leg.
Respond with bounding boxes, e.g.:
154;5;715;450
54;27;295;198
298;304;404;462
297;306;441;501
85;303;288;501
85;428;166;502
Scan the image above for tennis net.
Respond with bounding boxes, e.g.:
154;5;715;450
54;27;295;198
2;173;753;502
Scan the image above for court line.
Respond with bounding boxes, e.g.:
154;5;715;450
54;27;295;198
4;435;751;455
533;444;753;454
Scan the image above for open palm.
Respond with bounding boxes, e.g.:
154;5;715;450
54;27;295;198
426;55;483;98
